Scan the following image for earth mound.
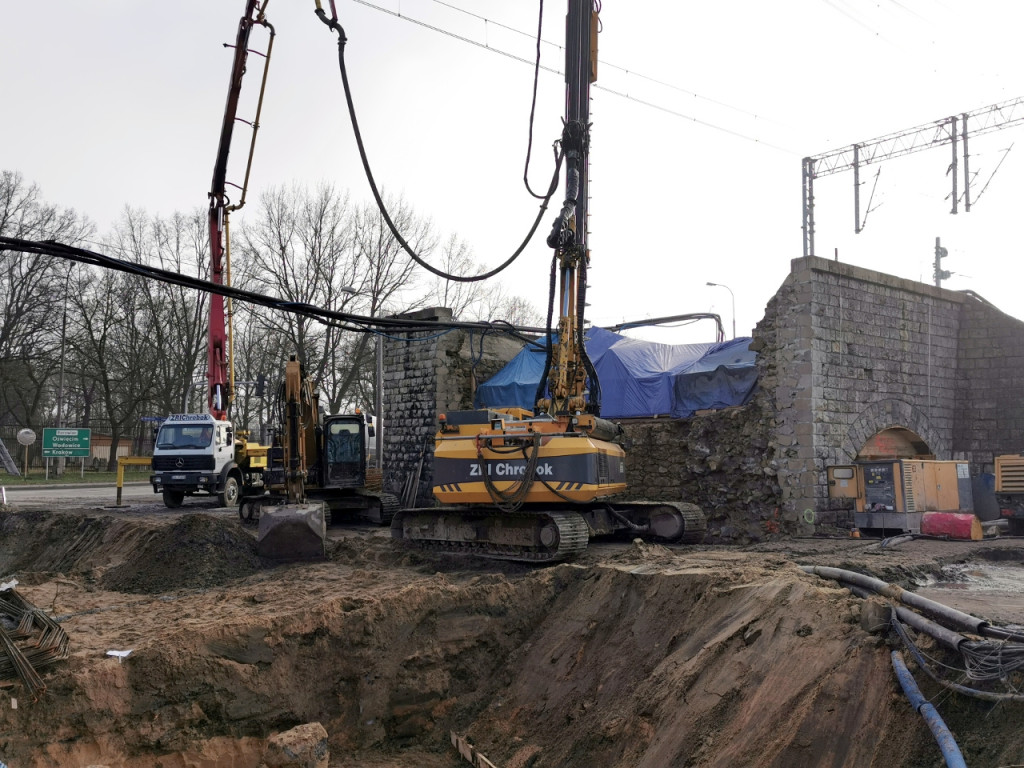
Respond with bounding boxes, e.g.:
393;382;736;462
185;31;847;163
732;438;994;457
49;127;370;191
2;510;1024;766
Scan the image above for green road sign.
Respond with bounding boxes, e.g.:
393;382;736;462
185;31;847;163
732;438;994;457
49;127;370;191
42;428;92;458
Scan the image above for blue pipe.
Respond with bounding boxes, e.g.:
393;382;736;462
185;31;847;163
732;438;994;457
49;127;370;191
890;651;968;768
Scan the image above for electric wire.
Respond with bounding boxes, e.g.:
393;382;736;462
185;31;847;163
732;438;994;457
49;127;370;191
0;236;542;345
808;563;1024;703
350;0;796;153
820;0;886;39
375;0;794;130
892;615;1024;702
594;83;794;153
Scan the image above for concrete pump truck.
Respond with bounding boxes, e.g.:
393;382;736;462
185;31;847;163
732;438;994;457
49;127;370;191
153;3;397;561
149;2;273;508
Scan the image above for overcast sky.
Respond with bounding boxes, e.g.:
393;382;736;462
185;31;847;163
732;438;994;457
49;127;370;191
3;1;1023;344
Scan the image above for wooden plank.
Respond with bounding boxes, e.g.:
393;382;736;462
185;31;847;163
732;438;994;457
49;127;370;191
450;731;501;768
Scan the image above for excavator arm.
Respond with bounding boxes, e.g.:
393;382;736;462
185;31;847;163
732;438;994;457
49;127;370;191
280;355;321;502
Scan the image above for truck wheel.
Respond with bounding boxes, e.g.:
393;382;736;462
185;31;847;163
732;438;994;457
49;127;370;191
1009;518;1024;537
162;490;185;508
219;475;240;508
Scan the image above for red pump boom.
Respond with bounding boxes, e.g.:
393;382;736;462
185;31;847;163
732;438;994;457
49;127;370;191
207;0;275;419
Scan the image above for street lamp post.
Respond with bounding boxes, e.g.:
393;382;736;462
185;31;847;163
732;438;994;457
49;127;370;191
56;264;73;475
706;281;736;340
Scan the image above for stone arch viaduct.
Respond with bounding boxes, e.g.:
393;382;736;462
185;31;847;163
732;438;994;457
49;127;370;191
380;255;1024;538
756;255;1024;526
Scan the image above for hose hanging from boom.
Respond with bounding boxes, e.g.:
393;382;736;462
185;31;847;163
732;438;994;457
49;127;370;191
314;7;564;283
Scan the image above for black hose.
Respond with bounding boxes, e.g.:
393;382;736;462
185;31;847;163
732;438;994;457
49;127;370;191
534;252;558;411
480;433;543;513
893;604;967;652
805;563;1024;643
606;506;647;532
838;580;966;652
810;564;1024;702
800;565;989;635
892;617;1024;703
316;8;564;284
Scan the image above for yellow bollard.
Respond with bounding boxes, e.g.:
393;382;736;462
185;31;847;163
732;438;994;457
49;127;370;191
116;456;153;506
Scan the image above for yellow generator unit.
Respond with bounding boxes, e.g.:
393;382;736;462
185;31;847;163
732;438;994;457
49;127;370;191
993;454;1024;535
828;459;973;534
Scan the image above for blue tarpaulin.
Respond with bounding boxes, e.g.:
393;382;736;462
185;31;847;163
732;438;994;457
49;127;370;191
474;329;757;419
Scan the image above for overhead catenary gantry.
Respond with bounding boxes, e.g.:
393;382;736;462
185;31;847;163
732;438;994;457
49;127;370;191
801;95;1024;258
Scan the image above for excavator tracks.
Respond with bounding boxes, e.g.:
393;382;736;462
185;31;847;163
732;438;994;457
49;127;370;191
391;509;591;563
240;490;401;528
358;492;401;526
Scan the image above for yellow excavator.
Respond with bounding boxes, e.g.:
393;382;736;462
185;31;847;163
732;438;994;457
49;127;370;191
240;355;398;559
389;0;707;562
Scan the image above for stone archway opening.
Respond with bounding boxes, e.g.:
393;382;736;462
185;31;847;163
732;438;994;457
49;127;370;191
856;427;934;461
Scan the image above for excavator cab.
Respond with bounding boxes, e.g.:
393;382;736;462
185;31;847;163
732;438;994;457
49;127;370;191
323;416;367;488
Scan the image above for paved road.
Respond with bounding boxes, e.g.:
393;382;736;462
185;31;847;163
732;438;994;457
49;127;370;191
3;482;178;509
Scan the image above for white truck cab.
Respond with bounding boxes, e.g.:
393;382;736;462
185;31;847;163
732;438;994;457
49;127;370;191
150;413;242;508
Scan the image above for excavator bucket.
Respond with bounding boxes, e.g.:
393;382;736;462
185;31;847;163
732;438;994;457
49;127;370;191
256;502;327;560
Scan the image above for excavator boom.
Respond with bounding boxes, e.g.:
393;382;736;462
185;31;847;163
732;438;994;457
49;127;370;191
254;357;327;559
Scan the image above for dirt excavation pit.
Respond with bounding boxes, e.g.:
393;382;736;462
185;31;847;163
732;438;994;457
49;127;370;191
3;508;1024;767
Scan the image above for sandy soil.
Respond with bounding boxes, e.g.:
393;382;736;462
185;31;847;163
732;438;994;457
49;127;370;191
1;499;1024;767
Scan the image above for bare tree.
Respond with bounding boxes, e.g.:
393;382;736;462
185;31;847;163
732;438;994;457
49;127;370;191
105;207;211;416
417;231;543;328
335;198;434;414
420;234;487;320
68;267;162;469
234;185;434;415
234;184;349;376
0;170;93;427
230;302;293;436
478;286;545;328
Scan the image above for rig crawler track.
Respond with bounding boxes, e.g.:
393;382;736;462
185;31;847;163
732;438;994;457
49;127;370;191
391;509;592;563
391;501;708;563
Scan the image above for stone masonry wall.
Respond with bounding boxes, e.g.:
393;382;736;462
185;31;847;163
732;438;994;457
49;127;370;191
620;400;781;543
954;297;1024;471
768;257;964;526
382;308;525;506
381;258;1024;541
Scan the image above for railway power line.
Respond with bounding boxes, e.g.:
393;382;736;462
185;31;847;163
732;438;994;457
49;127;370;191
801;95;1024;258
